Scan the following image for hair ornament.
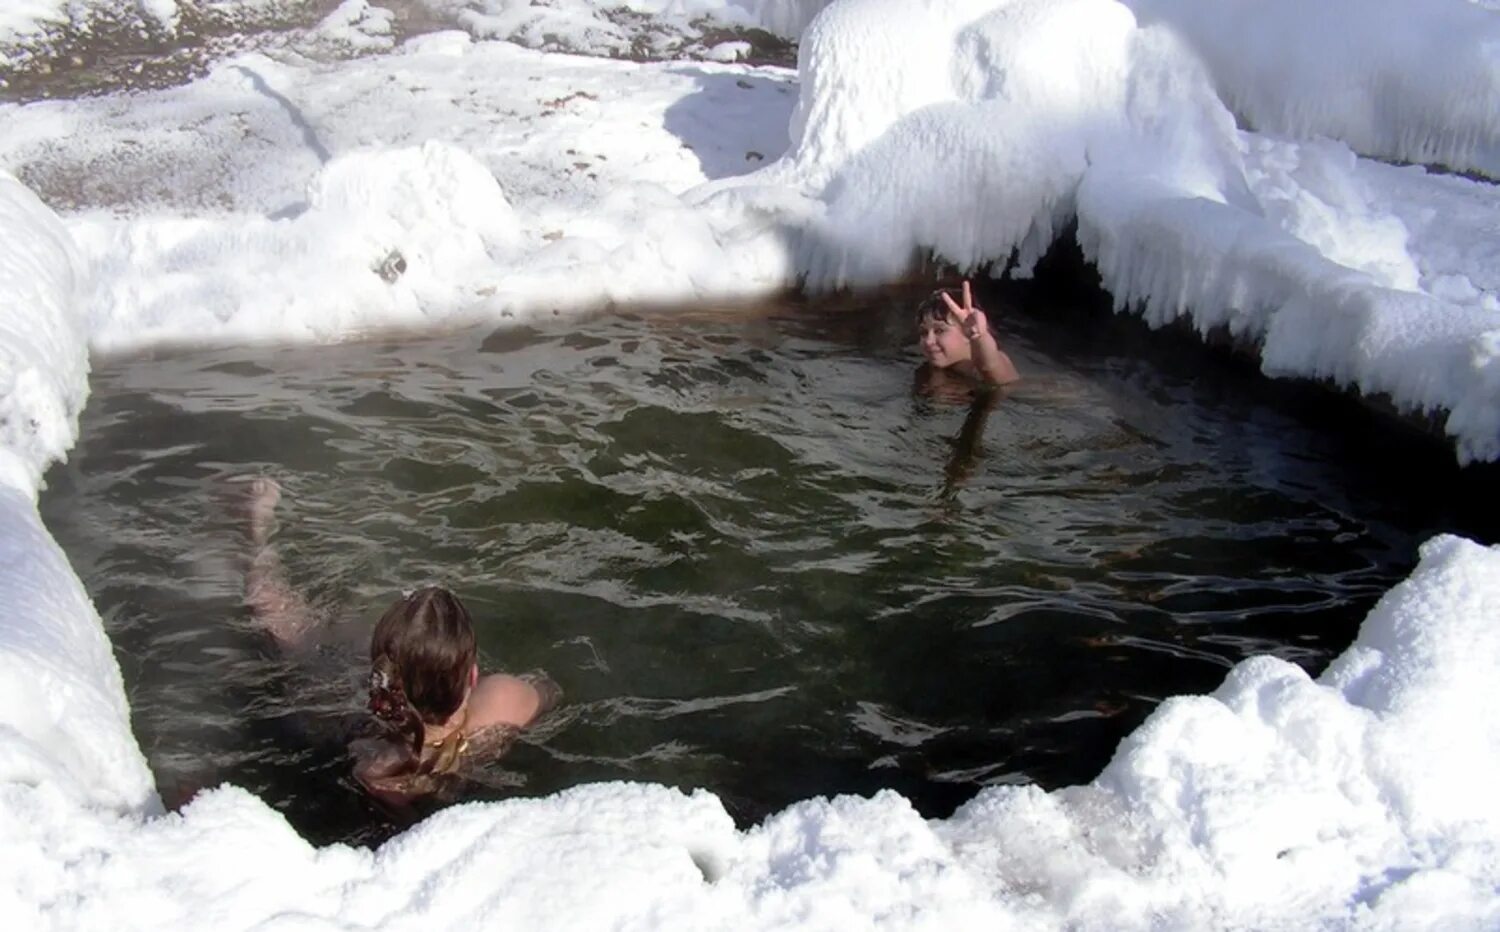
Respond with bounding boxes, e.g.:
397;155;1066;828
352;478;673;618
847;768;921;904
368;662;408;723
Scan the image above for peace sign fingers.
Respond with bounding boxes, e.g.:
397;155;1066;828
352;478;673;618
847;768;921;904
941;280;986;340
940;289;969;321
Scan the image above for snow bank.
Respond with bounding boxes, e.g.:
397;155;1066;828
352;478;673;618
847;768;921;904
1125;0;1500;178
0;173;156;826
458;0;830;39
1;2;1500;925
73;139;523;348
0;173;87;492
448;0;830;56
0;34;801;349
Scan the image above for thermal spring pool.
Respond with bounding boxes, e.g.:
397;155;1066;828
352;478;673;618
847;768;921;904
40;284;1499;846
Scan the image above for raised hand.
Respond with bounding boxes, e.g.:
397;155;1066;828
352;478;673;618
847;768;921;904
939;280;1020;386
940;280;989;341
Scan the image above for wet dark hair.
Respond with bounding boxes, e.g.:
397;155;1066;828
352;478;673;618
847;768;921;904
362;586;478;785
916;288;974;325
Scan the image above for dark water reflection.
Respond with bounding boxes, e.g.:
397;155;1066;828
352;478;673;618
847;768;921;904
41;283;1498;846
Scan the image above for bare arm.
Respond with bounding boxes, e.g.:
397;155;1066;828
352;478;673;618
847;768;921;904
943;281;1020;386
968;326;1020;386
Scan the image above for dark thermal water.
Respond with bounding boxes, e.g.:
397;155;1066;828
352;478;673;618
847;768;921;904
40;282;1497;846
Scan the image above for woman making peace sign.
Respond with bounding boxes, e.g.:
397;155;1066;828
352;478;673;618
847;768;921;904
916;280;1021;386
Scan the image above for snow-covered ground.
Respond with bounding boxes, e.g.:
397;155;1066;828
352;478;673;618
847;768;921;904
2;0;1499;928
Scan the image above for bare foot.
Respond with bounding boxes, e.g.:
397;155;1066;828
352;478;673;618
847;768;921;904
247;476;281;547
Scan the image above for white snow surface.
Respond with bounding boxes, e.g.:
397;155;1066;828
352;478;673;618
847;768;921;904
1124;0;1500;179
2;0;1500;928
0;178;157;828
0;0;829;70
448;0;832;48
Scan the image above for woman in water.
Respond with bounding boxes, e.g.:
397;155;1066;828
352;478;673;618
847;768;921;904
911;280;1022;495
915;279;1021;387
243;477;559;803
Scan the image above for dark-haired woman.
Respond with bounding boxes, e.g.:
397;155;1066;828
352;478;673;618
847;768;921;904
911;280;1022;496
243;477;558;804
916;279;1020;387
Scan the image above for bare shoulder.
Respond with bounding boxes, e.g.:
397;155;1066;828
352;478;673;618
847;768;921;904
467;673;558;731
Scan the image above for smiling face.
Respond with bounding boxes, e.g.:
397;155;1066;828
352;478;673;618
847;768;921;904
917;307;972;369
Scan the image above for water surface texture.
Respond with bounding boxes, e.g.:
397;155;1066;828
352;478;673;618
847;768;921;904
42;285;1495;846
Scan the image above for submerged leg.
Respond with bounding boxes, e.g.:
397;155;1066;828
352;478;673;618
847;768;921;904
243;477;317;648
247;475;281;549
